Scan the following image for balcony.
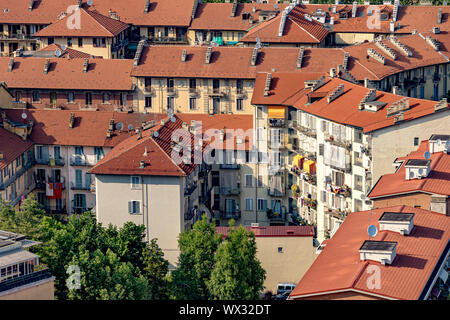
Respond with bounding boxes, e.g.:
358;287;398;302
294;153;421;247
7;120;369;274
220;164;240;170
325;207;349;221
147;35;188;45
207;88;226;97
72;206;88;214
184;182;198;196
70;155;96;167
324;134;352;150
0;160;35;191
236;88;247;98
70;182;92;191
219;187;240;195
221;210;241;220
42;205;67;215
268;188;285;197
329;184;352;198
0;269;53;294
268;118;285;128
285;136;299;151
297;125;317;138
143;86;156;96
266;208;286;222
35;157;65;166
189;88;200;97
166;87;177;97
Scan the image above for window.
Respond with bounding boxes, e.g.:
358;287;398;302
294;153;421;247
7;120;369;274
167;97;174;111
256;106;263;119
145;77;152;90
257;175;263;187
278;247;283;253
332;170;344;187
15;91;22;102
102;93;110;104
257;128;265;141
128;201;141;214
75;170;82;188
78;37;83;47
245;174;253;187
236;98;243;111
257;199;267;212
131;176;141;189
74;194;86;211
189;98;197;110
67;37;72;47
354;130;363;143
414;137;419;146
68;92;75;103
354;174;363;192
354;199;363;212
85;92;92;105
54;146;61;160
32;91;40;102
94;147;104;162
120;93;127;106
189;78;196;89
145;96;152;109
245;198;253;211
48;37;54;45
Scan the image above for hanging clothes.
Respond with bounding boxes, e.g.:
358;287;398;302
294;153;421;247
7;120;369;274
46;183;54;197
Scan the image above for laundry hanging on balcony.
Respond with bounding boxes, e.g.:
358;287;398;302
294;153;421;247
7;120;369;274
46;183;62;199
324;144;345;170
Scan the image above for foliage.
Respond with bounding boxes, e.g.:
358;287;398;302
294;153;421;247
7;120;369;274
170;215;223;299
207;222;266;300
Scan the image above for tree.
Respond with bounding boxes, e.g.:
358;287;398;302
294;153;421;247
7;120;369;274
170;215;223;299
142;239;170;299
207;223;266;300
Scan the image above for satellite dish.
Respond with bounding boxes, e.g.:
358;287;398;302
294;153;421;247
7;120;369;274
61;45;66;51
87;0;93;5
409;171;415;179
418;168;424;175
171;117;176;123
128;124;133;131
424;151;431;160
21;112;27;119
368;225;378;238
445;141;450;150
153;131;159;138
116;122;123;131
55;49;62;57
436;139;442;145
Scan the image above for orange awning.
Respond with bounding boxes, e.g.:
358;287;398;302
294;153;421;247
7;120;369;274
303;160;316;174
268;106;285;119
293;155;304;169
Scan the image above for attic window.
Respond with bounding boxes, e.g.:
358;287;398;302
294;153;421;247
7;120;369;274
242;12;250;20
278;247;283;253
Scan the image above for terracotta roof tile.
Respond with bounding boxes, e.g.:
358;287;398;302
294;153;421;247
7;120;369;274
0;127;33;171
368;140;450;198
216;225;314;238
39;44;103;59
290;205;450;300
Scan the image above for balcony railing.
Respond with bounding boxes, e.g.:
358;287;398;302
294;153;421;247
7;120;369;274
184;182;198;196
207;88;226;97
236;88;247;98
219;187;240;195
0;160;35;191
147;35;188;44
144;86;156;96
325;207;349;221
0;269;53;294
35;157;65;166
166;87;177;96
72;206;88;214
324;134;352;150
189;88;200;97
297;125;317;138
268;188;285;197
70;182;92;191
268;118;285;128
285;136;299;151
221;210;241;220
268;139;285;150
70;155;97;167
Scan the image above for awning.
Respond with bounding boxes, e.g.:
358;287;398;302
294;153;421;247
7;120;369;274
293;155;304;169
303;160;316;174
268;106;285;119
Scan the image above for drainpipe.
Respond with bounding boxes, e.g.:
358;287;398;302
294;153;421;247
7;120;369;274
66;145;71;215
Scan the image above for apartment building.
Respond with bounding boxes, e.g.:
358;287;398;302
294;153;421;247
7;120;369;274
90;115;206;267
289;206;450;300
188;2;288;46
34;6;130;59
0;230;54;300
0;126;34;208
0;56;136;111
130;45;346;114
1;109;163;215
252;72;450;241
216;225;316;293
368;136;450;215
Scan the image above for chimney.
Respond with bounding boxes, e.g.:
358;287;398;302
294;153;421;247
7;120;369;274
379;212;414;235
432;27;440;34
8;58;14;72
136;128;142;139
181;49;187;62
205;46;212;64
29;0;35;11
404;159;431;180
109;119;115;131
78;0;82;8
139;160;146;169
83;58;89;73
144;0;150;13
438;8;442;24
359;240;398;265
392;86;399;95
364;77;370;88
250;47;259;67
430;195;447;215
390;21;395;33
264;73;272;96
297;46;305;69
351;2;357;18
330;68;337;78
330;17;334;25
69;113;75;128
326;84;345;103
44;59;50;74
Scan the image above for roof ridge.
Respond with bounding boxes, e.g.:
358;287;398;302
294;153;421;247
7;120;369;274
288;15;320;42
151;128;187;176
84;8;116;37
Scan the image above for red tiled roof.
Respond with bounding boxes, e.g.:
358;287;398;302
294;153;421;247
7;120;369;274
39;44;103;59
0;57;133;91
0;127;33;171
1;109;164;148
131;46;344;79
368;140;450;198
88;0;196;27
252;73;448;133
289;205;450;300
343;33;449;81
90;115;197;177
190;2;288;31
34;7;129;37
241;5;329;44
0;0;75;24
216;225;314;238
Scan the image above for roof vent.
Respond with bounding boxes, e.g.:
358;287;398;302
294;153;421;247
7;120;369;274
329;67;337;78
8;58;14;72
367;48;385;65
69;112;75;128
43;59;50;74
109;119;115;131
191;0;199;19
311;75;326;92
250;47;258;67
264;73;272;96
136;128;142;140
144;0;151;13
29;0;35;11
432;27;440;34
375;40;397;60
359;240;398;265
429;134;450;153
139;160;146;169
205;46;212;64
389;21;395;33
389;35;412;57
434;98;448;113
83;58;89;73
405;159;431;180
386;97;409;117
351;1;357;18
231;1;238;17
297;46;305;69
437;8;442;24
343;52;349;70
181;49;187;62
326;84;345;103
426;36;440;51
379;212;414;235
77;0;82;8
134;40;146;66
